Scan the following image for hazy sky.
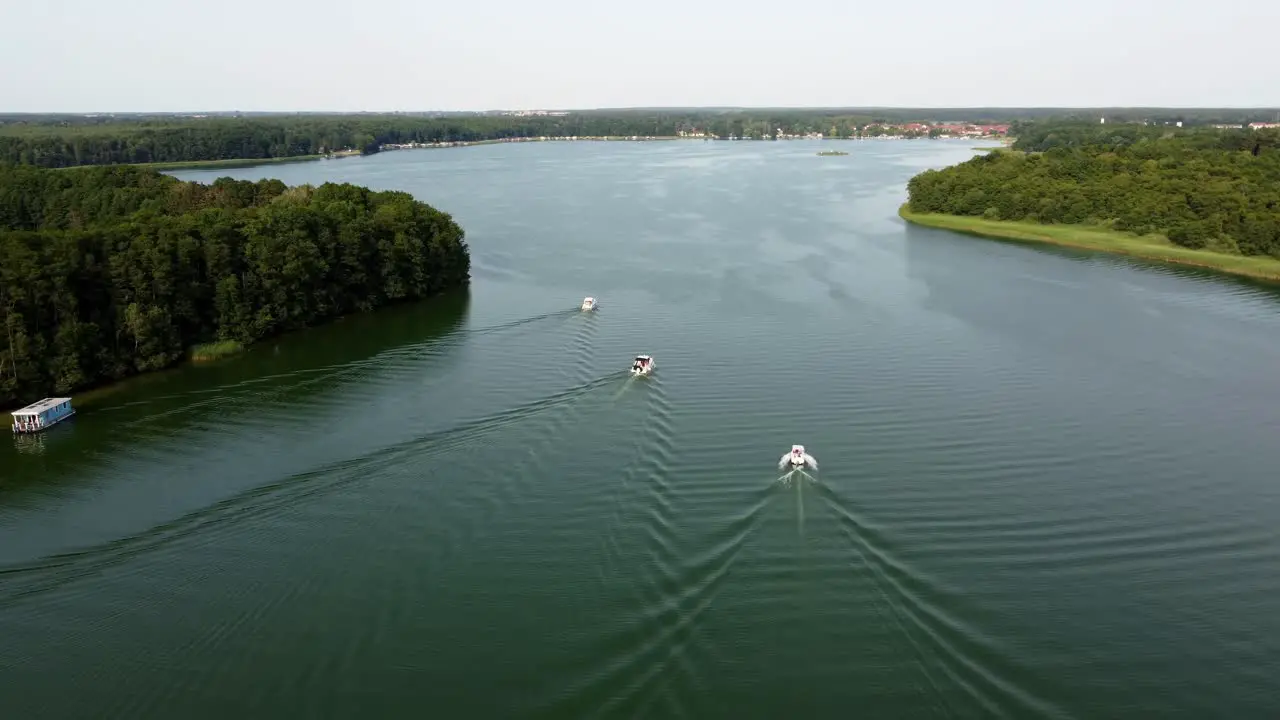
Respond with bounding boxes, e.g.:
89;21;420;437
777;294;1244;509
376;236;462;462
3;0;1277;111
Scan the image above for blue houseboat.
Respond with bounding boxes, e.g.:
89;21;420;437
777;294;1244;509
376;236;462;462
10;397;75;434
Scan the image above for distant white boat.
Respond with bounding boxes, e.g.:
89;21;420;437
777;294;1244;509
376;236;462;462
581;296;597;311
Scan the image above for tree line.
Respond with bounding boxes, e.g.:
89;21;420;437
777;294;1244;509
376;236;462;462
1007;121;1280;154
4;107;1273;129
0;110;1016;168
0;164;470;408
0;112;952;167
906;122;1280;257
4;110;1276;169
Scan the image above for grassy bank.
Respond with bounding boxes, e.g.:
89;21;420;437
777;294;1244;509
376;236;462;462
972;136;1016;151
380;136;690;151
52;152;367;171
898;205;1280;282
136;155;330;170
14;340;249;412
190;340;246;362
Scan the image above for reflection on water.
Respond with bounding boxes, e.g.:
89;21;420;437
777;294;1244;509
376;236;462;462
11;432;47;456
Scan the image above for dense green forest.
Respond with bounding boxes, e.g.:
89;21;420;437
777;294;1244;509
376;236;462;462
0;164;470;408
905;122;1280;257
1006;120;1279;153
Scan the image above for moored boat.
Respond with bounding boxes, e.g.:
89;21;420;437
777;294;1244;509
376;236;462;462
11;397;76;434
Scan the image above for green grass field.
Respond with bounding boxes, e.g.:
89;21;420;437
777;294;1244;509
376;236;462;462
51;155;334;171
190;340;245;362
899;205;1280;282
137;155;330;170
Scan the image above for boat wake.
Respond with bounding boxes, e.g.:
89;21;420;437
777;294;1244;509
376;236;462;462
470;308;580;337
777;467;818;486
813;482;1069;719
0;371;627;608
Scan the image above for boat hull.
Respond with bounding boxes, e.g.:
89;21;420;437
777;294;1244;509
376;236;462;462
11;409;76;435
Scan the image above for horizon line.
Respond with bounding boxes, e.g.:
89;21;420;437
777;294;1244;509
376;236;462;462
3;105;1280;116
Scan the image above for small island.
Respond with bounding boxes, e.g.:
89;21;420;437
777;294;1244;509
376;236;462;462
0;164;471;409
900;121;1280;281
817;150;849;156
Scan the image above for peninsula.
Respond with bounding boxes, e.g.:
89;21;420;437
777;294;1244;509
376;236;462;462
900;121;1280;281
0;164;471;409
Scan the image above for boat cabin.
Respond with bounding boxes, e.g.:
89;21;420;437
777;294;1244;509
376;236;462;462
11;397;75;435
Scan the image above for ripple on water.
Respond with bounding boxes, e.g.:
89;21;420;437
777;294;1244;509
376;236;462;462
6;141;1280;719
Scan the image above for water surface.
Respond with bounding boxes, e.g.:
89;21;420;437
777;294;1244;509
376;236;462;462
3;139;1279;718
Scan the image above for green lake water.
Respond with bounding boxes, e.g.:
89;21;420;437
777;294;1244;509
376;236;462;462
2;140;1279;718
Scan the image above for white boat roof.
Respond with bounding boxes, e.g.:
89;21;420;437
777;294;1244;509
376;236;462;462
12;397;72;416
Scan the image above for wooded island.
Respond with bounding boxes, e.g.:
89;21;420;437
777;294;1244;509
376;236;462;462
901;121;1280;280
0;164;471;408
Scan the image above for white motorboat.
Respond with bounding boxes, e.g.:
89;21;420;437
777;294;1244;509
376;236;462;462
780;444;817;470
581;297;597;311
630;354;654;376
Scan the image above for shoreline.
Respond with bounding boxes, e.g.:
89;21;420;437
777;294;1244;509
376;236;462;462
374;135;689;152
42;135;1010;172
5;290;469;415
142;155;319;170
898;205;1280;282
55;152;363;171
143;152;360;170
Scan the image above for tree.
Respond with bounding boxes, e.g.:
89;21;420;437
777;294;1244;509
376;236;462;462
906;121;1280;257
0;164;471;407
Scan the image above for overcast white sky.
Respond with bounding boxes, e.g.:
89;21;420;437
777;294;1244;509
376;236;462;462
3;0;1277;112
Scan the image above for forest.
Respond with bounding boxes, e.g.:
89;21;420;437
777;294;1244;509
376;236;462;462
3;109;1276;169
905;122;1280;257
0;111;935;167
0;163;470;408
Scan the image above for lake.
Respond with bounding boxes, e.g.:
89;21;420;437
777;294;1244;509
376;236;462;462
3;139;1279;718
